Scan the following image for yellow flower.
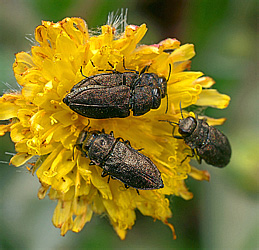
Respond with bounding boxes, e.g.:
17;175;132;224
0;17;230;239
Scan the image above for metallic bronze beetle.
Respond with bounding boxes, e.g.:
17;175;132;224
63;65;168;119
75;127;164;190
162;106;231;168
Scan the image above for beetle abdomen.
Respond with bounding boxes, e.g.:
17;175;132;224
64;85;131;118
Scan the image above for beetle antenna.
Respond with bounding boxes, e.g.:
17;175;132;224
108;61;117;71
122;56;138;73
167;64;171;82
108;61;113;68
140;65;150;75
84;119;90;130
90;59;95;68
158;119;179;126
165;94;169;114
81;120;91;133
73;119;91;160
179;101;184;119
164;64;171;114
80;66;88;78
122;57;126;70
72;145;76;161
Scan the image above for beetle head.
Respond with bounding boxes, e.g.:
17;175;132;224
80;130;101;153
157;63;171;99
157;77;167;98
151;87;162;109
74;121;93;154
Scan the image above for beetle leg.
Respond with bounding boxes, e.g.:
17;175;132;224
124;185;139;195
101;171;111;184
124;140;131;146
139;65;150;74
107;62;117;73
115;137;124;142
180;149;195;164
89;161;95;165
91;59;117;73
202;116;207;122
109;131;114;137
193;148;202;164
107;61;114;69
124;140;143;151
197;155;202;164
101;128;105;133
101;170;109;177
122;57;139;73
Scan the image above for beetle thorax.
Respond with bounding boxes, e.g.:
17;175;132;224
178;116;197;137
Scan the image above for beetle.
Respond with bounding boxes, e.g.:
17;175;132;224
161;105;231;168
63;63;169;119
75;127;164;191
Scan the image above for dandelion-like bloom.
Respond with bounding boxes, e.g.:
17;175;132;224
0;16;230;239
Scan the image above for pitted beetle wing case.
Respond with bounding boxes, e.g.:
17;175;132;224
196;125;231;167
71;72;138;91
79;131;164;190
64;85;131;118
102;141;164;190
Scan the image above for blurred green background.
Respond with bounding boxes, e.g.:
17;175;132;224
0;0;258;249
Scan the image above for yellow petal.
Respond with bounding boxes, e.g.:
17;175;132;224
189;166;210;181
169;44;195;62
62;17;89;45
115;24;148;55
0;124;12;136
0;102;19;120
200;116;227;126
157;38;181;52
90;167;113;200
194;76;215;88
10;153;34;167
52;199;72;228
196;89;230;109
72;206;93;232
